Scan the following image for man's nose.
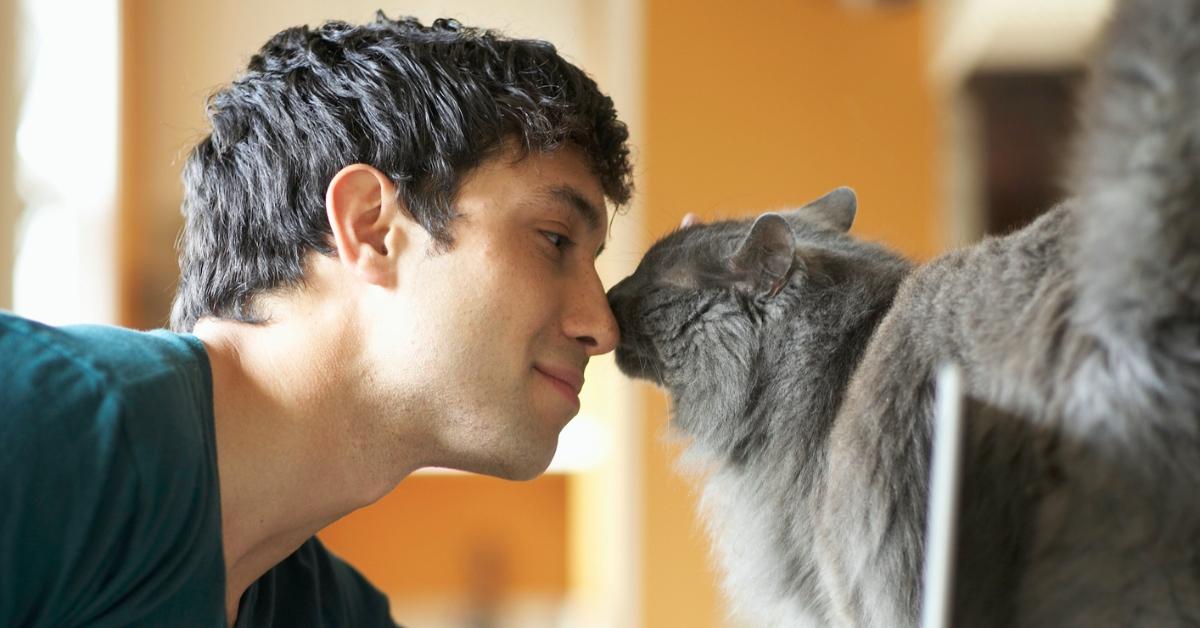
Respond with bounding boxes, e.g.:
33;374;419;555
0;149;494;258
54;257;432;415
567;271;620;356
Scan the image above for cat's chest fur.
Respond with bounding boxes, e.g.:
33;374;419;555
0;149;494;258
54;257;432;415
698;465;830;627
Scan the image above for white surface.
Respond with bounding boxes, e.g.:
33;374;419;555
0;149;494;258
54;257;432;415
921;364;965;628
11;0;117;325
930;0;1115;86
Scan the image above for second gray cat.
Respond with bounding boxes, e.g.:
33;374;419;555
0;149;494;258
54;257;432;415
607;0;1200;625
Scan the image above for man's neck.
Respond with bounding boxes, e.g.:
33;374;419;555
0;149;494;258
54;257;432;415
191;316;420;622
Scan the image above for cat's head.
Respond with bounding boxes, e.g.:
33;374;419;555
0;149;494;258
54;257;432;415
607;187;902;442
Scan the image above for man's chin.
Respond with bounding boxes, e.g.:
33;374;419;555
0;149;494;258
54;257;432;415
449;441;557;481
500;461;551;481
482;454;553;481
516;437;561;479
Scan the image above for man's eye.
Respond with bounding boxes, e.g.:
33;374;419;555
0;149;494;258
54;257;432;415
542;231;572;250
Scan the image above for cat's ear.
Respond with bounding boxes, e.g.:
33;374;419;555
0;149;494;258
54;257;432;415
791;186;857;232
731;212;798;297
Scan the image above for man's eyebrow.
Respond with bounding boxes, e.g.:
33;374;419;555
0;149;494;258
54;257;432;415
550;185;603;232
548;185;608;257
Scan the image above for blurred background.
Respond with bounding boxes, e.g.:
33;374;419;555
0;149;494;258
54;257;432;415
0;0;1115;625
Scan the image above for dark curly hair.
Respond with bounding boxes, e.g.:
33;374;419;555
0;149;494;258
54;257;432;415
170;13;634;331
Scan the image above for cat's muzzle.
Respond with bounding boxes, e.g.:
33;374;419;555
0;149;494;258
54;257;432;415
608;279;666;384
613;334;665;384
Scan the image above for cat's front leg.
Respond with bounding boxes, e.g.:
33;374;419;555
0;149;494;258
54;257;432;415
814;371;931;628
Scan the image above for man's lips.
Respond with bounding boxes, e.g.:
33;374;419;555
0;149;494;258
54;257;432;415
534;365;584;403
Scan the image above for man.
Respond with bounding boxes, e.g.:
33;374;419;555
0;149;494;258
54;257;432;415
1;13;632;627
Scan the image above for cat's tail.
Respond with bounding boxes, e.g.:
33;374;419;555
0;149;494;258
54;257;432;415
1070;0;1200;346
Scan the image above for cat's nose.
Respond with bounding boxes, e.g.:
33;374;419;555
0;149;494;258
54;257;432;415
606;278;626;310
606;277;634;329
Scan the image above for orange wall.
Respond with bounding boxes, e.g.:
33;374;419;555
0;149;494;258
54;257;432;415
644;1;940;257
320;474;567;598
640;1;940;626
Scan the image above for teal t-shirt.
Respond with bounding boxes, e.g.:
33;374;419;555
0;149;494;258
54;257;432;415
0;312;395;627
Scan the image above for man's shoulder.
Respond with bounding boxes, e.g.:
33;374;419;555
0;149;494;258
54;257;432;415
0;311;212;437
0;312;226;627
0;311;218;514
0;311;209;394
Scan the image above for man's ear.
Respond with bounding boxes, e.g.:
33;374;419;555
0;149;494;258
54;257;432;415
326;164;411;288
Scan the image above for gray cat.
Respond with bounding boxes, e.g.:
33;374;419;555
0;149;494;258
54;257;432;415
607;0;1200;625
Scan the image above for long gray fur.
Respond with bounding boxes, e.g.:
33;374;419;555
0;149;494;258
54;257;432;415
607;1;1200;625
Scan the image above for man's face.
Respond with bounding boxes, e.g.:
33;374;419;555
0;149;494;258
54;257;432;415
375;145;618;480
